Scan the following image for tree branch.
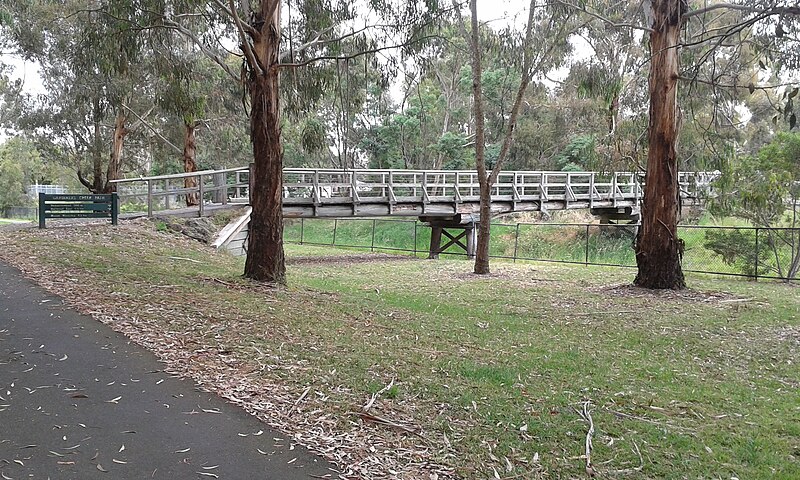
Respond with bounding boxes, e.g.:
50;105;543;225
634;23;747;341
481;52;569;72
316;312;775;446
683;4;800;20
121;104;183;154
490;0;537;184
162;18;239;81
227;0;263;76
276;35;439;68
555;0;653;33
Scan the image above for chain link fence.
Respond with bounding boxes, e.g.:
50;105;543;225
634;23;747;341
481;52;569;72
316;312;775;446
283;218;800;281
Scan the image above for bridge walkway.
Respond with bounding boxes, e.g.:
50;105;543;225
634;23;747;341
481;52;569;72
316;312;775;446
111;167;717;258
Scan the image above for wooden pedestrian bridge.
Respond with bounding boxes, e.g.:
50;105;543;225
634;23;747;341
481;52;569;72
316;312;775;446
112;167;717;217
111;167;718;257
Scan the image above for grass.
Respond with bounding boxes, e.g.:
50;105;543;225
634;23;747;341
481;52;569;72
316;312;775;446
1;222;799;479
0;218;31;225
283;216;800;279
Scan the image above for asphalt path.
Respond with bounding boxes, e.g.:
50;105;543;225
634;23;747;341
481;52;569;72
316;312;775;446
0;261;333;479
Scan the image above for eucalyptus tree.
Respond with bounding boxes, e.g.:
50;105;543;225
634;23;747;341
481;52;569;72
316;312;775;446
633;0;800;289
169;0;442;283
455;0;577;274
0;0;161;193
559;0;800;288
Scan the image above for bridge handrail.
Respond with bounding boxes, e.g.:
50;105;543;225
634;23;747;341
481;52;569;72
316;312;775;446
109;167;719;217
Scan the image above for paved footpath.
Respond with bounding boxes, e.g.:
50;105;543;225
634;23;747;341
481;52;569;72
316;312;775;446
0;262;333;479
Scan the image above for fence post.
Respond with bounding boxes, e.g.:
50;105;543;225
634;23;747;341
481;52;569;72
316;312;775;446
585;224;590;265
754;227;759;281
300;218;305;244
38;193;46;229
371;219;376;252
414;222;418;256
111;193;119;226
332;219;338;246
513;223;520;263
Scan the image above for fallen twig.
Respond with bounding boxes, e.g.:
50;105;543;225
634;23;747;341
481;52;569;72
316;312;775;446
607;408;695;432
362;378;395;412
288;386;312;415
578;401;595;477
352;411;419;434
167;256;202;264
572;310;638;316
607;440;644;475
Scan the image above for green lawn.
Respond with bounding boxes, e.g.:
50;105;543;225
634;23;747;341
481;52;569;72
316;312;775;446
1;223;798;479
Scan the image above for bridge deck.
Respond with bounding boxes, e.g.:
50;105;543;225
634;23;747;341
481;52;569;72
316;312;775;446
111;168;717;219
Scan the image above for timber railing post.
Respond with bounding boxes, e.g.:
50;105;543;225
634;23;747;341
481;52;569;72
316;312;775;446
198;174;205;217
147;180;153;217
513;223;520;263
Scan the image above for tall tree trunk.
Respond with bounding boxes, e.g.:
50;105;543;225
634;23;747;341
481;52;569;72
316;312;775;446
78;97;105;193
243;2;286;284
474;181;492;273
634;0;686;289
183;122;199;206
462;0;490;274
460;0;536;274
105;109;128;193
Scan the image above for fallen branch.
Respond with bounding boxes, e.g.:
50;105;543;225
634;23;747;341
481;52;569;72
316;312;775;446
352;411;419;434
607;440;644;475
167;256;202;264
289;386;312;415
578;401;595;477
362;378;395;412
607;408;695;432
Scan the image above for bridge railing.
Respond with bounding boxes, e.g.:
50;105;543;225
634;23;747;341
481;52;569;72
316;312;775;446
282;169;711;206
111;167;718;216
110;167;250;216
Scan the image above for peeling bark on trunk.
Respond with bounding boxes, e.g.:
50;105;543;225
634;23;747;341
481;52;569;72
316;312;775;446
105;109;128;194
243;2;286;284
183;122;199;206
78;98;106;193
634;0;686;289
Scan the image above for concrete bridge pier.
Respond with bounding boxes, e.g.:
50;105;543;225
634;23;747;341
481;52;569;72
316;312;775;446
422;215;478;259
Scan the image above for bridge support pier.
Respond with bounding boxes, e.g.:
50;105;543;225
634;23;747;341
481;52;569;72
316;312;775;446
423;216;477;259
590;207;640;237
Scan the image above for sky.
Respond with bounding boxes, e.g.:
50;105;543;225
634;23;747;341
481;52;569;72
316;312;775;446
0;0;587;143
2;0;551;96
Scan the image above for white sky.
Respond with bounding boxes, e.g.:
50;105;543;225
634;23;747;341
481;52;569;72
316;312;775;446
3;0;551;96
0;0;589;143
